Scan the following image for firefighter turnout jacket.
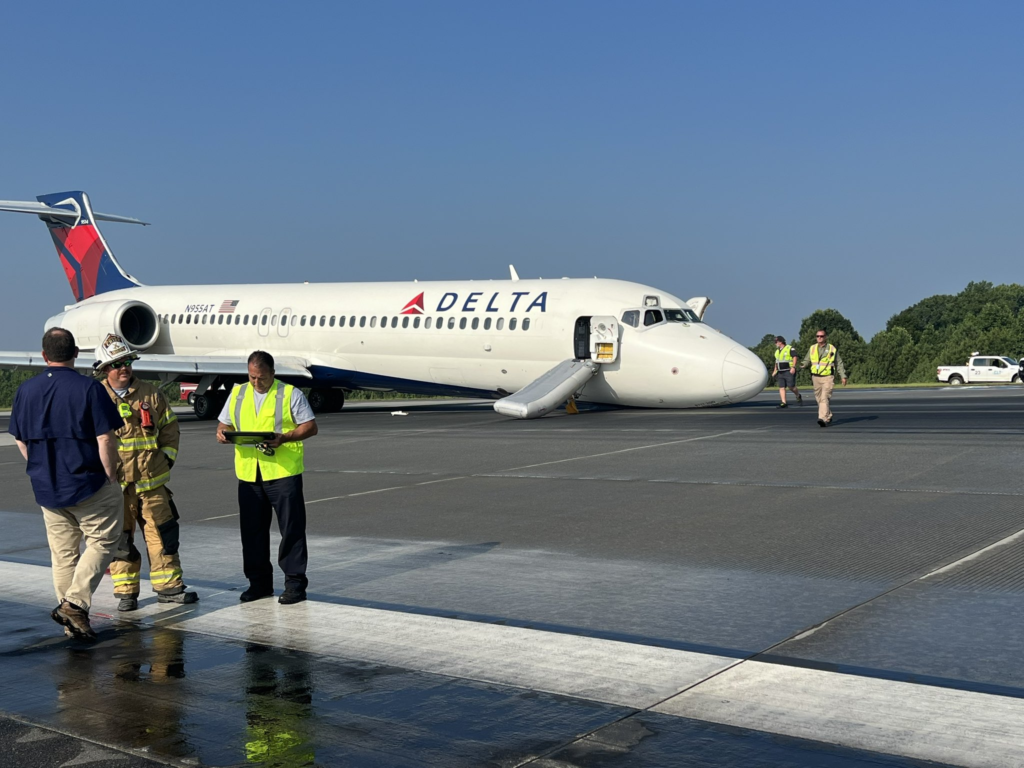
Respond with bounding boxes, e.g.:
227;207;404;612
103;378;180;492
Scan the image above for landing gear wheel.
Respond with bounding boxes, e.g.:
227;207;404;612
309;388;345;413
193;394;217;420
193;391;228;421
187;392;196;406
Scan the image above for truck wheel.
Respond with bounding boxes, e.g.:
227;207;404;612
187;392;196;406
1013;374;1021;384
948;375;964;386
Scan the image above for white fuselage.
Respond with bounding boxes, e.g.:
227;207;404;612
48;277;768;408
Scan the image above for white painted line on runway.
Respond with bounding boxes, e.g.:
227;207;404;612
307;475;469;505
923;525;1024;579
194;513;238;522
655;662;1024;768
500;429;761;472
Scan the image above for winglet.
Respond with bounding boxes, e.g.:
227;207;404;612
509;265;520;282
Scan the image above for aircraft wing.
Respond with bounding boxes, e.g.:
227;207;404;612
0;352;312;379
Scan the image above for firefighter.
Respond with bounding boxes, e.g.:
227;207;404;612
94;333;198;610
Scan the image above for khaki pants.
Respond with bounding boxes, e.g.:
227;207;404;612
110;484;185;596
41;481;123;612
812;374;835;422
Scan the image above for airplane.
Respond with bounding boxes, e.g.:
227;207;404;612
0;191;768;419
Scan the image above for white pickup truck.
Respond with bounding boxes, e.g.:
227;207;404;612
937;355;1021;385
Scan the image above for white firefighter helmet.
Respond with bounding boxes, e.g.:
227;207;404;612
94;333;138;371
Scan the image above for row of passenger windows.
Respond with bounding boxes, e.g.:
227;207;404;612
160;313;532;331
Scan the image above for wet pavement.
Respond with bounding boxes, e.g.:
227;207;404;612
1;387;1023;766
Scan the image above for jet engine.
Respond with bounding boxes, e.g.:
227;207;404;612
45;299;160;351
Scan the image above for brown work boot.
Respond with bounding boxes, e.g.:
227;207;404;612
51;600;97;641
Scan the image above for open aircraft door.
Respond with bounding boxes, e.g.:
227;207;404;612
494;315;619;419
686;297;712;320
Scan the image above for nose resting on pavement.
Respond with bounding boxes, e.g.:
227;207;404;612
722;345;769;403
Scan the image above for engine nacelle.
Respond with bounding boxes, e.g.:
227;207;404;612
46;299;160;351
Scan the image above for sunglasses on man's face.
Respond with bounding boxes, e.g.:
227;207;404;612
816;335;826;338
110;359;135;369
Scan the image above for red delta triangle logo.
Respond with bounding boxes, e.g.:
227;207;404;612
400;292;425;315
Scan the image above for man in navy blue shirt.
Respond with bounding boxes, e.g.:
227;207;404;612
9;328;124;641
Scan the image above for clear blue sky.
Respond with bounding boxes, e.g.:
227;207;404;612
1;1;1021;349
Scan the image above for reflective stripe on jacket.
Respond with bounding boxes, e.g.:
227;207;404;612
103;378;179;492
809;343;837;376
228;381;304;481
774;345;794;370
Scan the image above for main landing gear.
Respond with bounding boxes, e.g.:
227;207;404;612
308;388;345;414
193;391;228;421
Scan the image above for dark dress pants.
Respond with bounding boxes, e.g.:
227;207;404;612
238;470;308;593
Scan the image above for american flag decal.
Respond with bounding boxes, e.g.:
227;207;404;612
219;300;239;313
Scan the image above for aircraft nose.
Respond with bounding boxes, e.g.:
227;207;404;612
722;345;769;403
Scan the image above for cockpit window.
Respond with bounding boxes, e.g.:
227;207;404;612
664;308;700;323
643;309;664;327
620;310;639;328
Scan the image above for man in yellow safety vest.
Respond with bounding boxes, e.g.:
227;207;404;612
772;336;802;408
800;329;848;427
216;351;318;604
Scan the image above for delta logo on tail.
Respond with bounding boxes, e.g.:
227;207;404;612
400;292;425;315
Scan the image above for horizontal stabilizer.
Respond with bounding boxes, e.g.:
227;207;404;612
0;200;149;226
494;359;598;419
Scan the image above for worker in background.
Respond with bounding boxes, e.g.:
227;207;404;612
9;328;123;641
216;350;318;605
772;336;802;408
800;329;848;427
95;333;198;610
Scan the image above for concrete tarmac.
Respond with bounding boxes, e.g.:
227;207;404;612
1;386;1023;766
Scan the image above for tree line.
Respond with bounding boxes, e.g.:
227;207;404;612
751;281;1024;385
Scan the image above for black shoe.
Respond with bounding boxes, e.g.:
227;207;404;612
51;601;97;641
817;419;827;427
117;596;139;612
240;587;274;603
796;394;803;406
278;591;307;605
157;590;199;604
778;402;788;408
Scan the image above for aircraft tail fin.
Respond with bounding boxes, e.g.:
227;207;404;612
0;191;148;302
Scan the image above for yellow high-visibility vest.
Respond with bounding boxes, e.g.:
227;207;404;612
809;343;837;376
774;345;794;370
228;381;304;481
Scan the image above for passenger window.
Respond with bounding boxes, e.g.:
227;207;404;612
235;315;241;325
447;317;456;329
994;359;1007;368
281;314;288;326
339;316;346;327
320;316;326;327
523;318;531;331
402;317;409;328
329;316;335;327
359;316;366;327
271;315;277;326
201;315;207;325
425;317;433;329
484;317;491;330
349;316;356;327
509;318;518;331
381;316;388;328
241;315;247;326
371;316;377;328
413;317;420;328
471;317;479;330
300;316;307;326
459;318;467;330
261;315;268;326
497;318;504;330
186;315;192;325
621;310;639;328
391;317;398;328
643;309;663;327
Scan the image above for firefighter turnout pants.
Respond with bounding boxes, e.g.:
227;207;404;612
110;484;185;596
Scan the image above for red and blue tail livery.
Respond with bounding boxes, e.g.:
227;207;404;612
0;191;147;302
35;192;142;301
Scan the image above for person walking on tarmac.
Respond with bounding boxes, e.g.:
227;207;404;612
216;351;318;605
800;329;848;427
95;333;198;610
9;328;124;641
772;336;802;408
